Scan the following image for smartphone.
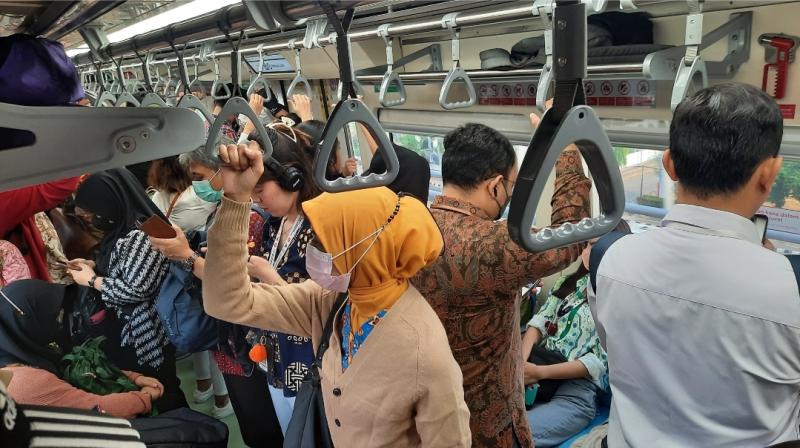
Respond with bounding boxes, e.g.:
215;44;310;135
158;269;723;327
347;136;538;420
137;215;177;239
753;214;769;242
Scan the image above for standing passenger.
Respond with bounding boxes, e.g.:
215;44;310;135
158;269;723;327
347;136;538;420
591;83;800;447
202;141;471;447
413;122;591;448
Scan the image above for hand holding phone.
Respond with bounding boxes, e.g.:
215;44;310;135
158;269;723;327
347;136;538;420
137;215;177;239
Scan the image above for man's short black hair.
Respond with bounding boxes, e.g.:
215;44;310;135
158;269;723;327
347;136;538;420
670;82;783;199
442;123;516;190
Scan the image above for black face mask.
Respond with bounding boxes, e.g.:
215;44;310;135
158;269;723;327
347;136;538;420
493;181;512;220
91;215;117;232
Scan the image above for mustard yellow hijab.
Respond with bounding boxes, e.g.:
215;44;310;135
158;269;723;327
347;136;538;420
302;187;443;328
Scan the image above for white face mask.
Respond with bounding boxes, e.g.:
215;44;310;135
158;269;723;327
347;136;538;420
305;228;384;293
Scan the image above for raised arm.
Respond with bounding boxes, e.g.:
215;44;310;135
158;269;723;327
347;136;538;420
497;148;591;287
0;177;80;236
203;196;329;338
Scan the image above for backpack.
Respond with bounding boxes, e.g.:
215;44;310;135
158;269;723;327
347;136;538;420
155;231;218;353
130;407;228;448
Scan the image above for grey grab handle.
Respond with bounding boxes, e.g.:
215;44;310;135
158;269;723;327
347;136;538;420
438;66;477;110
115;92;141;107
286;73;312;98
94;91;118;107
177;93;214;123
0;101;204;192
204;96;274;159
141;93;168;108
246;76;273;99
313;98;399;193
211;80;231;100
379;70;407;108
507;105;625;252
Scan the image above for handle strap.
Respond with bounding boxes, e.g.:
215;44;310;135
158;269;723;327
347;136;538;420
166;189;185;219
312;293;348;368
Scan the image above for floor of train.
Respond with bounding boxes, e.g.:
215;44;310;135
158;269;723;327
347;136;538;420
176;356;247;448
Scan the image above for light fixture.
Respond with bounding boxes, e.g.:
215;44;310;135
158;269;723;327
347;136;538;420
65;0;241;58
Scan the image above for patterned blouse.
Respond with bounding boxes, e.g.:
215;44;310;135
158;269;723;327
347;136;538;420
340;302;388;370
247;215;316;397
412;149;591;448
527;275;609;391
0;240;31;287
34;212;72;285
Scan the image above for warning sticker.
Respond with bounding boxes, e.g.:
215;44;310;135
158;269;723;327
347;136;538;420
472;79;654;108
780;104;796;120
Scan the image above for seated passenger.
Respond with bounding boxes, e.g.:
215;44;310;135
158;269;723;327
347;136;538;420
0;280;162;419
0;240;30;287
590;83;800;446
522;220;631;447
67;169;186;412
202;141;471;446
413;122;591;448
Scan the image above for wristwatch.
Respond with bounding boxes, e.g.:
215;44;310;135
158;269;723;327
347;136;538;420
179;252;200;272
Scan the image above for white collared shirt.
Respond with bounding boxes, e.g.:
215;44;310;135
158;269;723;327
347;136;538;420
590;204;800;447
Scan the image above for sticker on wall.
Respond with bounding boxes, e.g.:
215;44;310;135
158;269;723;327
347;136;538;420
474;79;654;107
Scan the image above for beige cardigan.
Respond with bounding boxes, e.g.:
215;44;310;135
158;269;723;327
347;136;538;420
203;198;471;447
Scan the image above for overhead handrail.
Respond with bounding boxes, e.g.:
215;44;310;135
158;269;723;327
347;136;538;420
314;4;399;193
377;24;407;108
534;0;555;110
286;38;312;97
438;13;477;110
246;44;273;99
204;96;273;159
211;52;231;100
0;102;205;191
670;0;707;111
508;0;625;253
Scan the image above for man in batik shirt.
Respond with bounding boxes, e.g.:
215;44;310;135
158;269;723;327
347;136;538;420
414;122;591;448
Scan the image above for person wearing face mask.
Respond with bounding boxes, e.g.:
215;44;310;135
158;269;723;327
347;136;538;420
201;141;471;447
412;120;591;448
66;169;187;412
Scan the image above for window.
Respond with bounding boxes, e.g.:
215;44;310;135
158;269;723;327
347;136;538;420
757;158;800;240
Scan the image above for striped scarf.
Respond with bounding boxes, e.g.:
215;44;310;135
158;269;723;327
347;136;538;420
103;230;169;369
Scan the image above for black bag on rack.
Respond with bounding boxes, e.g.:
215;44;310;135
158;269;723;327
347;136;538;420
284;294;347;448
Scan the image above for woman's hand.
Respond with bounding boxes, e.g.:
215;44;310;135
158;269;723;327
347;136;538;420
150;226;194;261
135;375;164;401
289;94;313;122
247;256;287;285
219;141;264;202
68;263;96;287
524;362;547;386
342;158;358;177
243;93;265;135
68;258;95;270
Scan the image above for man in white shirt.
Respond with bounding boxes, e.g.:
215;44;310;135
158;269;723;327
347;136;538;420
590;82;800;447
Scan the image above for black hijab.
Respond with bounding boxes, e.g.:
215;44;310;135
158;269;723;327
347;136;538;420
74;168;165;273
364;143;432;203
0;280;71;375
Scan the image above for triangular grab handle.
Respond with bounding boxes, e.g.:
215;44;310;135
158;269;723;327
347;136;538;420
507;106;625;252
95;91;118;107
438;67;477;110
211;80;232;100
115;92;141;107
204;96;274;159
379;70;407;108
313;98;399;193
141;93;168;108
287;74;312;98
246;76;273;100
177;94;214;124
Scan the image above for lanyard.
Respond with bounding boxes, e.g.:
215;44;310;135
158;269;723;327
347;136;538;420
268;215;305;268
660;219;753;242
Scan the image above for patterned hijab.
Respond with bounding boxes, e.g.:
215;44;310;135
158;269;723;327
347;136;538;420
302;187;443;328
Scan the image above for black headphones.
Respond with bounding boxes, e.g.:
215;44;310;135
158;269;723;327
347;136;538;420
264;156;304;192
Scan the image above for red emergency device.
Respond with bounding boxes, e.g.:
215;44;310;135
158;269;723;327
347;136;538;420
760;33;800;100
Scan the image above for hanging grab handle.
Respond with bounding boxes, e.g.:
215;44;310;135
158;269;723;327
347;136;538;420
204;96;274;159
210;54;232;100
439;13;477;110
246;45;273;100
115;92;140;107
314;4;399;193
94;91;118;107
177;93;213;123
286;39;312;97
507;0;625;253
377;24;407;108
141;92;168;107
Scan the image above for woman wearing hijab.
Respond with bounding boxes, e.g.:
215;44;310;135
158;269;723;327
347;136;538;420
0;280;162;419
66;168;185;411
201;142;471;447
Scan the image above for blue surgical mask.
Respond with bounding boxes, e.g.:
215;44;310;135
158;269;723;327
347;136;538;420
193;180;222;203
192;169;223;203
